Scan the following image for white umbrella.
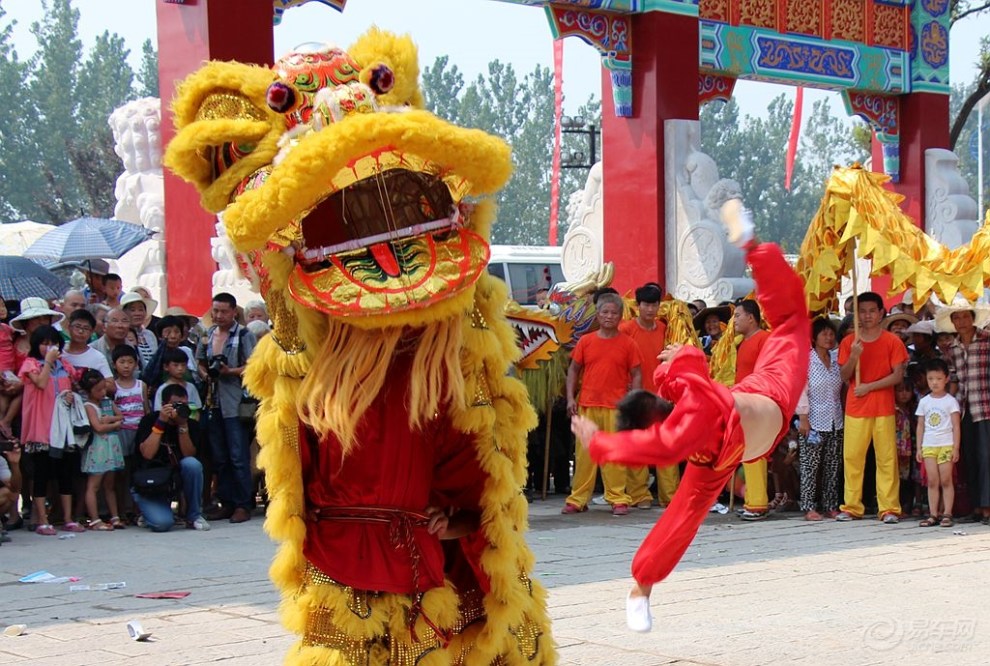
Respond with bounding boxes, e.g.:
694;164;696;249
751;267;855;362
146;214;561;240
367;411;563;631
0;221;56;256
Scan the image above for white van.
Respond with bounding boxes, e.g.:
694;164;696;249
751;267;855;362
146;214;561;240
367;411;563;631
487;245;564;307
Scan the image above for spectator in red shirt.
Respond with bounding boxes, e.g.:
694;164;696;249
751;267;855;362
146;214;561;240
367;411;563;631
563;293;642;516
734;299;772;520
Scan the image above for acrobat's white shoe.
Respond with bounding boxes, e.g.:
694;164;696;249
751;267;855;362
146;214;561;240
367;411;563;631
719;198;755;249
626;592;653;633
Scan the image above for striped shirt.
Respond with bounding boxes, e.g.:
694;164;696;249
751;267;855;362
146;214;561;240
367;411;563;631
947;329;990;422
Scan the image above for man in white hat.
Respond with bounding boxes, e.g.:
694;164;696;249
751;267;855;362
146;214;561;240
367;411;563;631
939;300;990;525
120;291;159;368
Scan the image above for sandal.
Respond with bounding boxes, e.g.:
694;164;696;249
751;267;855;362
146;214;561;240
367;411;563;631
940;516;955;528
88;519;113;532
62;522;86;533
109;516;127;530
768;493;785;510
35;524;57;536
918;516;939;527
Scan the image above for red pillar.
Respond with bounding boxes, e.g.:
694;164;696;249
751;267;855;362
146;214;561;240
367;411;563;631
870;92;950;306
601;12;698;293
156;0;274;314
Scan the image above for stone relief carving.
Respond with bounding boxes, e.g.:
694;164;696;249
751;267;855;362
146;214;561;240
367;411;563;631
560;162;604;282
925;148;979;249
108;98;166;313
664;119;752;304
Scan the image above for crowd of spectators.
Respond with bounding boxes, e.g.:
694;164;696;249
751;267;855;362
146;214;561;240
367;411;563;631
536;283;990;529
0;274;267;545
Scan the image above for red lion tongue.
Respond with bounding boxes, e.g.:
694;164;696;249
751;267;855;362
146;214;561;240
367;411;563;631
370;242;400;277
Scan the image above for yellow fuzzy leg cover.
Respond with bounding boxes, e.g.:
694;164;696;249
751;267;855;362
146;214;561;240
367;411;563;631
247;250;555;664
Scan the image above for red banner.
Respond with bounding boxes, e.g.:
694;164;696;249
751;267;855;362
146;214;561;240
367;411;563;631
549;39;564;246
785;87;804;191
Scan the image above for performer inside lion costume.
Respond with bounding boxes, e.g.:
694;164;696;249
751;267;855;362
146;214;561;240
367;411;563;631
164;29;555;666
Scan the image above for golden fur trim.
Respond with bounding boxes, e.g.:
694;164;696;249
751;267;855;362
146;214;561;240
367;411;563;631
222;111;512;251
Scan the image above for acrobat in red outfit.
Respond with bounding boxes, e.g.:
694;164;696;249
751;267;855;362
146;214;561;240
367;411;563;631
573;235;809;632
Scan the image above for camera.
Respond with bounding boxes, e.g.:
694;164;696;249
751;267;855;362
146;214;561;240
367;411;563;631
0;439;16;453
207;354;227;378
171;402;191;420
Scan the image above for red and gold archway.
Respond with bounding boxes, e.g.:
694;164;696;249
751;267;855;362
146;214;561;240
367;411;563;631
157;0;951;308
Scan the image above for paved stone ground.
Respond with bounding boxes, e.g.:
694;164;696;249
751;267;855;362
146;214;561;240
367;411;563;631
2;500;989;665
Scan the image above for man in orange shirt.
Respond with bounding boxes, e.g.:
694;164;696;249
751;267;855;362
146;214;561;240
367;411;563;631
564;293;642;516
734;300;772;520
619;283;679;508
837;291;909;523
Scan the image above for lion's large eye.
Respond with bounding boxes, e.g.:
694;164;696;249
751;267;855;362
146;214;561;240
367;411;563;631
164;63;284;214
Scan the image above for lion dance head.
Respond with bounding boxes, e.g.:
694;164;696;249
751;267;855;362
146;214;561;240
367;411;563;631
165;29;553;665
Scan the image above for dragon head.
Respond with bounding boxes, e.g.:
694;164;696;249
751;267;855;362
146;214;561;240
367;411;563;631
164;29;511;332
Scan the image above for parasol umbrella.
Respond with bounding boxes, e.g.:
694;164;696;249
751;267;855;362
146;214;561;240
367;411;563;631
23;217;154;266
0;255;72;301
0;221;56;256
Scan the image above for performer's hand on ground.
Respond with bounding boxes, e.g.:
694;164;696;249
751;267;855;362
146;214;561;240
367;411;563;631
658;343;683;365
571;415;599;449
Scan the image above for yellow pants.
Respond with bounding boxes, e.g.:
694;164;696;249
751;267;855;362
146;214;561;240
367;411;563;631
743;459;768;512
655;465;680;505
626;466;654;507
566;407;631;508
841;414;901;518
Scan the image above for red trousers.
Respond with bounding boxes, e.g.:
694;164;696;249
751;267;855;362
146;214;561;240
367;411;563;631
589;243;809;586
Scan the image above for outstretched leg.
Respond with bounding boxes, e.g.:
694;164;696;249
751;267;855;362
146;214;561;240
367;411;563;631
624;462;735;632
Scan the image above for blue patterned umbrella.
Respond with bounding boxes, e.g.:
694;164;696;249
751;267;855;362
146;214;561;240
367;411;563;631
23;217;154;266
0;255;71;301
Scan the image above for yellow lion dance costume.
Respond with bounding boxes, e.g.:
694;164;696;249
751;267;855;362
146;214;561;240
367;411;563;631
164;29;555;666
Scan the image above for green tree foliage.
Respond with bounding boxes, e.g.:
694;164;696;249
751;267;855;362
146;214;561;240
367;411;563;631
0;0;140;223
951;78;990;207
422;55;600;246
137;38;158;98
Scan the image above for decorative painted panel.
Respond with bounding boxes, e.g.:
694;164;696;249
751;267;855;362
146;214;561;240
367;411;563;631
871;3;908;50
699;0;730;22
841;90;900;181
911;0;950;93
830;0;866;43
785;0;822;38
698;73;736;105
546;6;634;116
494;0;700;13
700;21;908;93
737;0;777;29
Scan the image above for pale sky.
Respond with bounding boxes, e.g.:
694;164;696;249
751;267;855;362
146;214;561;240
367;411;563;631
4;0;988;122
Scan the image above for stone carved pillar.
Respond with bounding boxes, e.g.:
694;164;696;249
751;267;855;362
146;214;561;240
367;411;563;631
925;148;979;249
560;162;604;283
664;119;752;304
108;98;167;313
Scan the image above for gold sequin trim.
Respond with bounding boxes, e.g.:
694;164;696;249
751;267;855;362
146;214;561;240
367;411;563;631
470;307;489;330
195;92;267;122
508;614;542;661
472;370;493;407
268;291;306;354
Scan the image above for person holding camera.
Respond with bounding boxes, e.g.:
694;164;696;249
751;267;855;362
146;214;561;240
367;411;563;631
133;384;208;531
196;293;256;524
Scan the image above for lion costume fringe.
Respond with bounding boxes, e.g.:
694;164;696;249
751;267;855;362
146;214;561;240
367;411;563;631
164;29;555;666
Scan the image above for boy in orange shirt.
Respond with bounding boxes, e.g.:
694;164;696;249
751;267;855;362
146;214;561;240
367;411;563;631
619;283;678;508
564;293;642;516
734;300;772;520
837;291;909;523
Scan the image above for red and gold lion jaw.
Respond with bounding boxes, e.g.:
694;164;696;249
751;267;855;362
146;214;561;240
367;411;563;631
164;30;511;328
